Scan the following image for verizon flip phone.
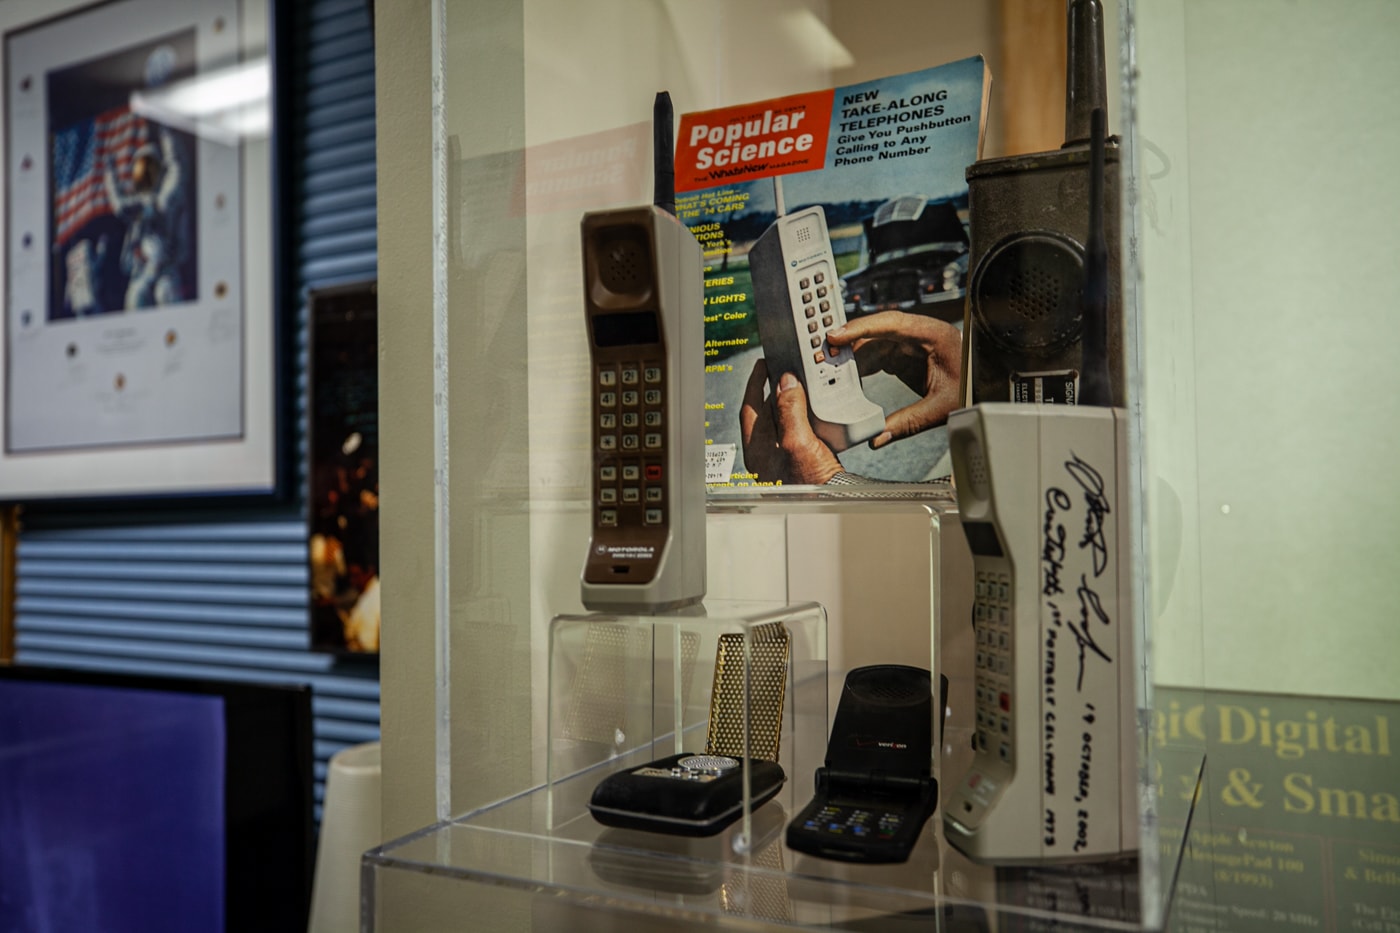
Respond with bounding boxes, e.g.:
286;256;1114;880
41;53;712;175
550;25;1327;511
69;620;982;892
589;624;790;837
943;404;1136;863
750;192;884;452
786;666;943;864
580;94;706;613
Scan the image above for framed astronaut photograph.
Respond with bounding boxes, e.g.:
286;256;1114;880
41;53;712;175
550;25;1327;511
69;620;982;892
0;0;282;503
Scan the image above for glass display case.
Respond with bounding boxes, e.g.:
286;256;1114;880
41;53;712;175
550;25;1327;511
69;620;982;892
366;0;1219;929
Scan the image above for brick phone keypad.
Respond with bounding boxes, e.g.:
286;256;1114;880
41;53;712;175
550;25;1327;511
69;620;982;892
595;362;665;527
795;264;847;369
973;568;1013;766
801;804;903;840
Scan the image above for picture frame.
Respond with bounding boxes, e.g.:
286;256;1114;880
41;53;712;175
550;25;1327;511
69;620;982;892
0;0;284;504
307;280;379;656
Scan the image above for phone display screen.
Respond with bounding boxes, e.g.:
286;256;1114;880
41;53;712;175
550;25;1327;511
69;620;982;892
592;310;660;348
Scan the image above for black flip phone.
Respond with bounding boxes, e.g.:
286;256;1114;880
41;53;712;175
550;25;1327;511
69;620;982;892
786;666;946;864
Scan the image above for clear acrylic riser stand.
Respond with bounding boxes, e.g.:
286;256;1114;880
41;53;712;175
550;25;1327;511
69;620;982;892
545;601;829;856
364;591;1195;931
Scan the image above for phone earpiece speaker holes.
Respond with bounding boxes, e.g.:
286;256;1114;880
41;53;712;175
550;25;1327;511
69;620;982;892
598;229;652;296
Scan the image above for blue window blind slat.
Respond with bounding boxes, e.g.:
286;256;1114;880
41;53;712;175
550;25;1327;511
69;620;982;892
302;230;377;262
17;634;339;672
304;98;375;131
306;53;375;88
303;253;378;283
15;597;307;628
18;616;311;650
12;0;379;816
302;206;377;239
312;696;381;721
19;540;307;562
19;560;306;585
18;521;309;543
307;32;373;65
306;74;375;108
11;652;380;702
305;117;376;153
17;579;307;606
304;139;375;174
308;12;367;44
315;720;382;744
304;186;376;217
304;165;376;197
310;0;368;22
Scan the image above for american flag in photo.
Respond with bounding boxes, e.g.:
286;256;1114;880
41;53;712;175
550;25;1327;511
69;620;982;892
53;107;151;247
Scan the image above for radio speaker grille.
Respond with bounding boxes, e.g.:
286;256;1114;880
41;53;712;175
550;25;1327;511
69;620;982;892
972;233;1084;355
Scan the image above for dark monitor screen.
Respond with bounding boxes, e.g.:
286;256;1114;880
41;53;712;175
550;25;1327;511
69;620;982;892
0;666;314;933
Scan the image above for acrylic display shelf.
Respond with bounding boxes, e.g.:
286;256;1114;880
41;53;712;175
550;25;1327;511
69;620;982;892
364;596;1196;932
362;755;1192;932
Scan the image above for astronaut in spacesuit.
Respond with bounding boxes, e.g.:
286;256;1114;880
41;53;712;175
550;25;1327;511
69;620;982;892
104;127;190;310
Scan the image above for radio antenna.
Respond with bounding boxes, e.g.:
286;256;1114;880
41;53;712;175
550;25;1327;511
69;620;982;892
1078;107;1111;408
653;91;676;216
1064;0;1108;148
773;175;787;218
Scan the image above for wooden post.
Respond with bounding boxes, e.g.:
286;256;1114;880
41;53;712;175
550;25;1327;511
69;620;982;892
996;0;1068;156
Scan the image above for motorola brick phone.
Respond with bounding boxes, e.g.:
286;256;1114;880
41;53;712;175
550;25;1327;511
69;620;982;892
944;84;1136;862
588;624;790;837
943;405;1136;863
750;182;885;453
786;666;944;864
580;93;706;613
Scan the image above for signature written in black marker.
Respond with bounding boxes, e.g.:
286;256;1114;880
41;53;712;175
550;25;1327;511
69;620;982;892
1064;453;1111;577
1068;575;1113;690
1042;487;1071;596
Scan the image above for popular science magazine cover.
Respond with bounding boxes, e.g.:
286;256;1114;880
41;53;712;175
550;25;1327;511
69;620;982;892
675;56;990;492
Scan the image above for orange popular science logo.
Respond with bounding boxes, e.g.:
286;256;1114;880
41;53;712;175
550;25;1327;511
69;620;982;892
675;89;833;192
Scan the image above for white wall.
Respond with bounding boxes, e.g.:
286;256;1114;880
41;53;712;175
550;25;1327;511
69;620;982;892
1136;0;1400;698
